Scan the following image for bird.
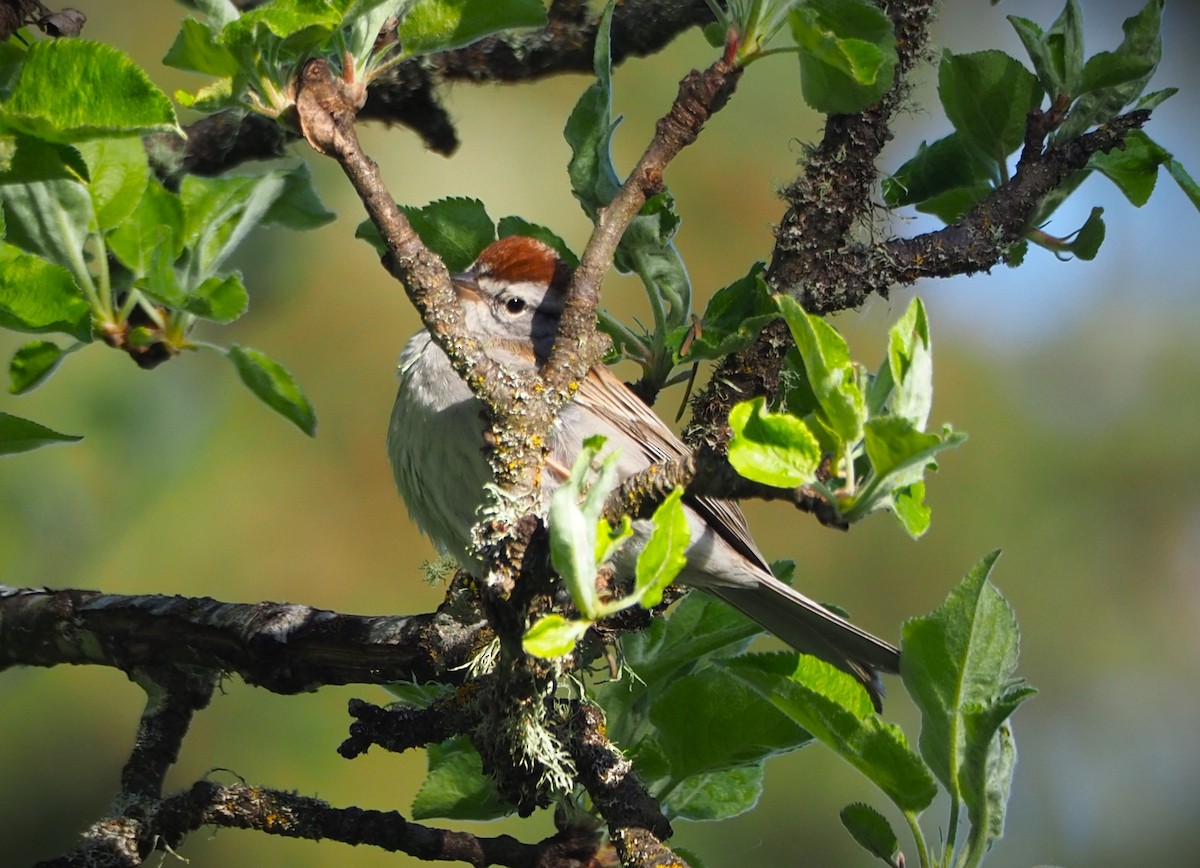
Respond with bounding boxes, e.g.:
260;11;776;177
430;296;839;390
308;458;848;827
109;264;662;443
388;235;899;708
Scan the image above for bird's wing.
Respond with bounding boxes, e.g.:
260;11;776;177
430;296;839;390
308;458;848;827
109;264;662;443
570;365;771;571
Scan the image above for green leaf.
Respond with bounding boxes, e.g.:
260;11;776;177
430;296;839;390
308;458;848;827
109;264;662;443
790;0;898;114
75;138;150;233
0;411;81;454
9;340;67;395
866;417;956;484
564;1;620;220
399;0;546;55
496;217;579;267
727;396;821;488
163;17;241;76
107;178;184;275
0;40;179;142
1136;87;1176;111
1166;158;1200;213
840;802;900;864
776;294;865;447
1008;0;1084;100
261;162;337;230
634;487;688;608
650;666;812;784
522;614;592;659
672;265;777;363
1064;206;1105;260
595;514;633;566
0;137;95;281
900;552;1029;800
892;481;931;540
185;273;249;323
961;686;1035;856
227;345;316;435
883;133;997;211
411;735;510;821
1089;130;1169;207
180;171;290;282
726;652;938;813
662;763;765;822
0;245;91;341
938;50;1042;163
548;435;619;619
883;297;932;431
399;197;495;272
1054;0;1163;142
221;0;346;45
616;591;761;687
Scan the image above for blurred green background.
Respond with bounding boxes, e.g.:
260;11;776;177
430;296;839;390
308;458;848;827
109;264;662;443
4;1;1199;865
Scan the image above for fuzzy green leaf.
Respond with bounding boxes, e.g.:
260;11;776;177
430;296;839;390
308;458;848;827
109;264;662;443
185;273;249;323
673;265;778;363
107;178;184;275
1008;0;1084;99
840;802;900;864
1054;0;1162;142
726;652;938;813
400;0;545;55
634;487;689;608
75;138;149;233
651;666;812;785
0;411;81;454
727;396;821;488
938;49;1043;163
522;614;592;659
883;133;997;211
411;735;510;821
163;17;241;76
0;245;91;342
662;763;765;822
1;40;179;142
900;552;1030;802
776;294;865;447
0;137;94;279
790;0;898;114
9;340;67;395
227;345;316;435
1089;130;1169;207
398;197;495;271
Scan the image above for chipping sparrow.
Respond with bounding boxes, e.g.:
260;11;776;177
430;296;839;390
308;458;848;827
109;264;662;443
388;236;899;706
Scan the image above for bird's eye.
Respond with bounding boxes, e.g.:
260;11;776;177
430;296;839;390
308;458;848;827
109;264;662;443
504;297;527;315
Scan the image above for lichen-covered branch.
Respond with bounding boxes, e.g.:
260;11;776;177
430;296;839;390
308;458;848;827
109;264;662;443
565;702;680;868
0;583;488;692
38;781;581;868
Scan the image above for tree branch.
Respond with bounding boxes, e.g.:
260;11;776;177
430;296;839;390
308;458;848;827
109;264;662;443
39;781;587;868
0;582;488;692
146;0;714;182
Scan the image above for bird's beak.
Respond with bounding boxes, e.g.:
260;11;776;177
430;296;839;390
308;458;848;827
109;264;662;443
450;271;481;303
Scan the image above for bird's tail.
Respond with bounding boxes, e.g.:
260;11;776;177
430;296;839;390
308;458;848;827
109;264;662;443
705;573;899;712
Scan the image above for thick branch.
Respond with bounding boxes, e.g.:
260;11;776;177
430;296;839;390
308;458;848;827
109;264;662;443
0;583;488;692
683;0;938;451
564;702;678;866
147;1;713;181
875;109;1151;285
604;451;846;529
40;781;577;868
